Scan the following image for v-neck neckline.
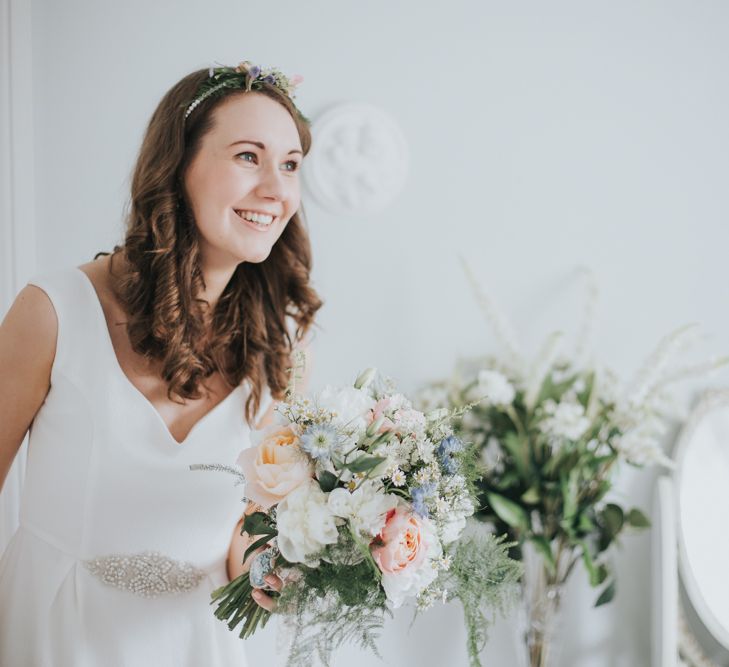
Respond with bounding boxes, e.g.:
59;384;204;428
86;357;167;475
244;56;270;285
75;267;244;447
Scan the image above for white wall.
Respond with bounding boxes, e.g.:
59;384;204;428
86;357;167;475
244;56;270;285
23;0;729;665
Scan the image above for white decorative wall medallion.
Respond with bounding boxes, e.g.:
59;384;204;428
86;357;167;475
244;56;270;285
303;103;410;216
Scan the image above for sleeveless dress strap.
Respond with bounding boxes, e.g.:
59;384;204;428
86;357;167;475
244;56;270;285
26;267;100;385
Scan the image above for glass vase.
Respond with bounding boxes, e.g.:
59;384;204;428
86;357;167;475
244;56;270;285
515;541;565;667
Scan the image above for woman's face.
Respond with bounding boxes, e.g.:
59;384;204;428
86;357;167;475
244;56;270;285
183;93;303;268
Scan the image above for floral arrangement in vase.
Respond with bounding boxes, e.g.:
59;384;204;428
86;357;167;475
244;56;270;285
417;265;727;667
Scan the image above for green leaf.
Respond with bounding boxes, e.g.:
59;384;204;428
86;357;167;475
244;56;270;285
576;371;595;407
537;372;579;406
521;486;540;504
577;513;595;534
243;534;274;563
626;508;651;529
595;580;616;607
501;432;531;480
561;470;579;524
486;492;530;532
343;455;387;474
317;471;338;493
580;543;599;586
243;512;276;537
601;504;624;540
592;480;611;503
529;535;556;576
594;564;609;586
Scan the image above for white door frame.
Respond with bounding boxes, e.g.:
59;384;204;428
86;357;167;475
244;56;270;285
0;0;37;553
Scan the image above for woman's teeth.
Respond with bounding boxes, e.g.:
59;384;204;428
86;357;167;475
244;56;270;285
235;210;275;227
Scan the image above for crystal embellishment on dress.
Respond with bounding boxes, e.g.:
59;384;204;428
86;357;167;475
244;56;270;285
83;551;207;598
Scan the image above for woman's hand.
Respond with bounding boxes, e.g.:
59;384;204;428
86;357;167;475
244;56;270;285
251;573;282;611
227;505;283;611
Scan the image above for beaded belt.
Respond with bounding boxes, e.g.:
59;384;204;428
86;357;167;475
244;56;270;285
83;551;207;598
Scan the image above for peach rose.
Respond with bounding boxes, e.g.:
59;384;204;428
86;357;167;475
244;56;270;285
370;506;440;607
237;425;313;510
370;397;397;433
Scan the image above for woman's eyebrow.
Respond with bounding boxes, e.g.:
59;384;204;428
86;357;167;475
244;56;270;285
228;139;302;155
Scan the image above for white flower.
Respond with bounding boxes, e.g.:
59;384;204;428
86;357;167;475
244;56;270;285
316;385;376;432
614;419;673;467
412;438;436;465
481;436;503;470
438;495;474;544
327;481;398;537
477;370;516;406
390;469;406;487
540;399;591;441
276;480;339;566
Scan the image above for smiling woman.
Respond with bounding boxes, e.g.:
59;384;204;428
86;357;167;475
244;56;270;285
0;61;321;667
184;95;304;265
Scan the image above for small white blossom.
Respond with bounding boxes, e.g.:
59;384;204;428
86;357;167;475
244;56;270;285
390;469;406;487
477;369;516;406
540;398;591;442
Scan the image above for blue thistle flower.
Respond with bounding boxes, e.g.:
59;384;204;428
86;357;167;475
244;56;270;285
437;436;464;475
299;424;341;461
410;482;437;518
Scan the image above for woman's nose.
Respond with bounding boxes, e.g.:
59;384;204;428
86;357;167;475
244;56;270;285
255;163;285;200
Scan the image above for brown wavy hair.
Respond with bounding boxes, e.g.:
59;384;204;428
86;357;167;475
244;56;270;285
105;68;322;423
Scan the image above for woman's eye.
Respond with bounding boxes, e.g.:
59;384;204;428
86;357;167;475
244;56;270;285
282;160;300;172
237;152;257;163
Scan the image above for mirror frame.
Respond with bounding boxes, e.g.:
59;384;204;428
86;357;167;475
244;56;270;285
674;388;729;652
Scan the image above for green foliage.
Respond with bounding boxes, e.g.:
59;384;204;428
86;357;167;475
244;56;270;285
343;455;388;474
595;579;616;607
317;471;338;492
242;512;277;562
486;492;530;532
266;528;388;666
447;361;653;609
276;558;387;665
626;508;651;529
440;533;522;667
210;573;272;640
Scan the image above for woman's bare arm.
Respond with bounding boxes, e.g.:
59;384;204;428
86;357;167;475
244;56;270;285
0;286;57;492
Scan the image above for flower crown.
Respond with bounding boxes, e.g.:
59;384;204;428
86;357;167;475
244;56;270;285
184;61;305;121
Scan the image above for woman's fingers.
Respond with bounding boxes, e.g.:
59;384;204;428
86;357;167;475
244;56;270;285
251;573;282;611
264;574;283;592
252;588;276;612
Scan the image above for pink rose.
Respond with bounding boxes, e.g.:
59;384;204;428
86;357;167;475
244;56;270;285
371;507;427;574
370;506;440;607
370;398;397;433
237;425;312;510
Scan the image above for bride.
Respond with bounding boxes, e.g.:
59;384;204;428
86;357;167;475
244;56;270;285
0;61;320;665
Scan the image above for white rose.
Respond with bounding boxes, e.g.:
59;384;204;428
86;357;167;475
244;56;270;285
276;480;339;566
477;370;516;406
317;385;376;432
327;482;398;537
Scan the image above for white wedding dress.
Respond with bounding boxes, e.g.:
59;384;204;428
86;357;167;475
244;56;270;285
0;267;270;666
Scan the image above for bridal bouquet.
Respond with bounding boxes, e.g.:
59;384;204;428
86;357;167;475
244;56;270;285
195;366;520;667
